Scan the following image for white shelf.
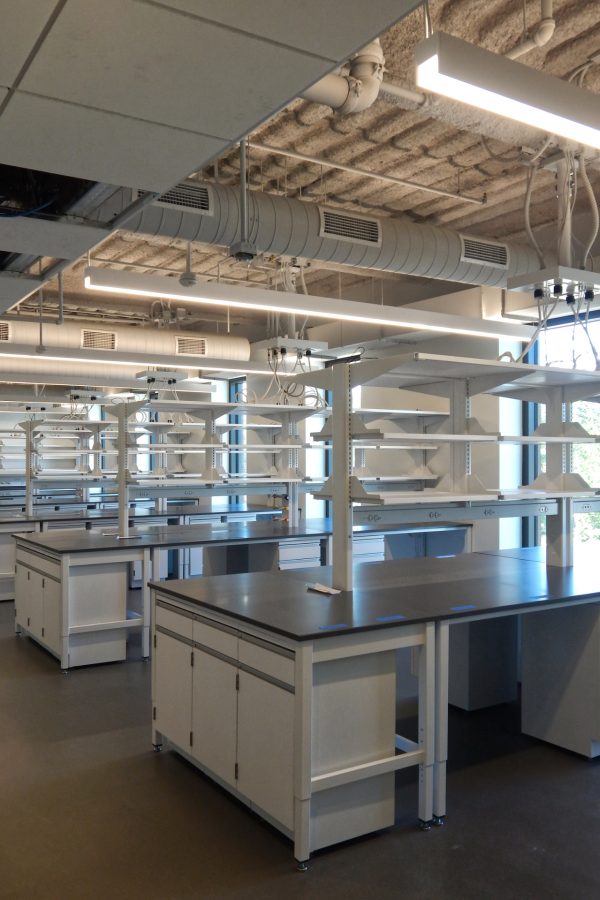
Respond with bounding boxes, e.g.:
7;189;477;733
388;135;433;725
68;613;143;634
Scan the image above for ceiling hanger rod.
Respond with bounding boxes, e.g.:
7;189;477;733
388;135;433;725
248;141;485;205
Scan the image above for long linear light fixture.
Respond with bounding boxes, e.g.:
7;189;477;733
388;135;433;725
84;267;534;342
415;32;600;150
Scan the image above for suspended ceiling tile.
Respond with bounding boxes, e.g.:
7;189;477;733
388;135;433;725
0;94;228;191
151;0;421;60
0;217;109;260
20;0;336;139
0;272;43;312
0;0;58;87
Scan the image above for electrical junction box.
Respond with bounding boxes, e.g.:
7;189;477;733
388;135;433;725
69;389;104;403
251;337;329;359
135;369;181;386
506;266;600;318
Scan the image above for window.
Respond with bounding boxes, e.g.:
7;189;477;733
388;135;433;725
535;314;600;543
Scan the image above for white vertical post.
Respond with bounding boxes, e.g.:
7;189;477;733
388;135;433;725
546;390;573;567
288;482;300;526
19;421;35;517
331;363;353;591
447;381;467;491
116;408;129;538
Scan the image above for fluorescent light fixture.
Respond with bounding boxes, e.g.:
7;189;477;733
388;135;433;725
415;32;600;150
84;267;534;342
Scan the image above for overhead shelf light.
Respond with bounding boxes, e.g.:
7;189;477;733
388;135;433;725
84;267;534;342
415;32;600;150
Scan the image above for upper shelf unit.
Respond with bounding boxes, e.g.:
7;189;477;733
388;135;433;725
296;352;600;506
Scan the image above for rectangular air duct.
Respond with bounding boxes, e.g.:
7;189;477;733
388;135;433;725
460;235;509;269
319;208;381;247
0;323;10;342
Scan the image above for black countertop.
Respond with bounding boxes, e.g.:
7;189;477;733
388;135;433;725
150;551;600;641
14;519;330;554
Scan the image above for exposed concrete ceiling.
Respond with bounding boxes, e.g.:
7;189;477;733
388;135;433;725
3;0;600;341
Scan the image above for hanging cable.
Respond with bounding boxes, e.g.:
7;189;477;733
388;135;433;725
578;155;599;269
524;166;546;267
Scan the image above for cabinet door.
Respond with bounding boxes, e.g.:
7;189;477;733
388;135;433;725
237;671;294;830
42;576;61;655
191;650;237;786
28;570;44;640
154;632;193;752
14;565;31;630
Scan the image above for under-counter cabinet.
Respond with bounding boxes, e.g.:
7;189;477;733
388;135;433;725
151;578;434;864
15;560;61;656
14;538;147;668
153;600;295;830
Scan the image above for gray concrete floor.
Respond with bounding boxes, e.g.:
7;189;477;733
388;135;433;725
2;600;600;900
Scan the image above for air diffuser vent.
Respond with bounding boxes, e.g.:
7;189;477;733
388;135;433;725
460;235;509;269
176;336;207;356
319;208;381;247
0;323;10;341
138;183;213;215
81;329;117;350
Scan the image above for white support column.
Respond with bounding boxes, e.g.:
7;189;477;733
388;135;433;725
112;400;146;539
19;421;35;518
433;620;449;822
331;363;353;591
116;408;129;538
546;390;574;567
288;482;300;526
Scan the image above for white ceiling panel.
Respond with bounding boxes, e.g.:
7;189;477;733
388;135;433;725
0;1;57;87
0;218;109;260
20;0;336;139
0;273;43;312
150;0;420;61
0;94;228;191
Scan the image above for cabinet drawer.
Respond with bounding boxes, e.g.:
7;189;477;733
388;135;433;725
155;600;193;640
278;540;321;562
16;548;61;579
193;618;238;661
239;639;294;687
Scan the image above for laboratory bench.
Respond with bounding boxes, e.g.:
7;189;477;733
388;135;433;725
150;549;600;863
13;519;330;670
0;501;280;601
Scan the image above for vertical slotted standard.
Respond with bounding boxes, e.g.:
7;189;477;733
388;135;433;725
331;363;353;591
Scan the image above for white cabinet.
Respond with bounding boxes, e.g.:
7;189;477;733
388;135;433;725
153;599;296;828
237;669;294;830
15;565;61;655
191;650;237;785
154;631;193;753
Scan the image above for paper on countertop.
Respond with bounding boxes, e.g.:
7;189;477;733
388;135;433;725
307;582;341;595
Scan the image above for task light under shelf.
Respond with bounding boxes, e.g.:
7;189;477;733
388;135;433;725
415;31;600;150
84;266;534;343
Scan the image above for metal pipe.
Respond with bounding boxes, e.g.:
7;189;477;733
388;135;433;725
240;140;249;245
248;141;485;205
57;271;64;325
506;0;555;60
379;80;426;107
37;289;45;353
300;40;385;115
